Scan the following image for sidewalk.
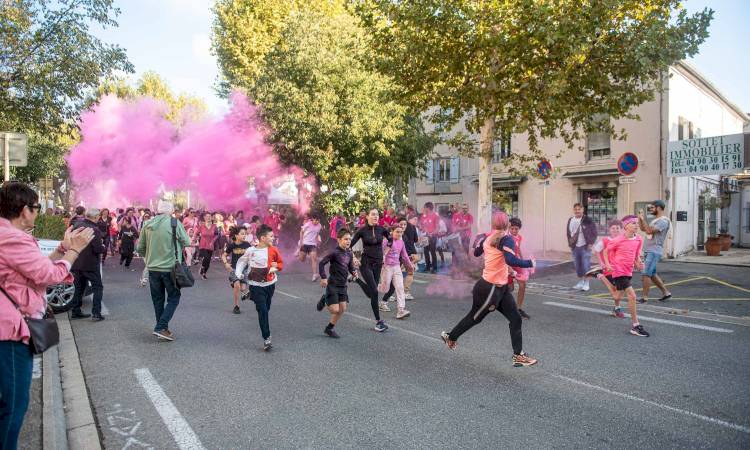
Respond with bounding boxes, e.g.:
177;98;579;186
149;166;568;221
672;248;750;267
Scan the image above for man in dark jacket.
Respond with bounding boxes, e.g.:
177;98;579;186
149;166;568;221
70;209;106;320
566;203;598;291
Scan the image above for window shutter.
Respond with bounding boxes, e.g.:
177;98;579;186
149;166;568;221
426;160;434;184
450;157;460;183
587;132;610;151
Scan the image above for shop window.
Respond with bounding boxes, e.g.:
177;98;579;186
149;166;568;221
581;188;618;235
492;187;519;218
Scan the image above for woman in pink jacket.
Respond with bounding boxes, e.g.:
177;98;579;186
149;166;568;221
0;182;93;450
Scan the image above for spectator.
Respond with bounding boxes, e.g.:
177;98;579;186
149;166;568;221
419;202;441;274
566;203;598;291
0;182;93;450
71;205;86;227
137;200;190;341
452;203;474;254
70;208;107;320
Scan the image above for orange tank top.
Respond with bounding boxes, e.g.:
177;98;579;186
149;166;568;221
482;231;509;286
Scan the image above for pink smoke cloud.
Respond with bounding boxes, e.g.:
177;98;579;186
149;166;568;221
67;92;315;213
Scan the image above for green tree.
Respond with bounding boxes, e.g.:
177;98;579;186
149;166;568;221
0;0;132;134
357;0;712;229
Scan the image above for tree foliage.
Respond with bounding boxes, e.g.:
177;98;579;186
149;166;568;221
0;0;133;134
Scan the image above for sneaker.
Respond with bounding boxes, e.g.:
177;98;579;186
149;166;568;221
518;309;530;320
312;274;319;282
512;352;538;367
405;292;414;301
581;280;590;291
374;320;388;332
316;295;326;312
440;331;456;350
396;309;410;319
658;294;672;302
378;301;391;312
70;312;91;319
201;274;207;280
233;305;241;314
630;325;650;337
573;280;584;290
324;328;340;338
637;297;648;304
91;315;105;322
263;338;272;351
241;290;251;301
612;307;625;319
153;329;174;341
585;266;603;278
387;296;395;303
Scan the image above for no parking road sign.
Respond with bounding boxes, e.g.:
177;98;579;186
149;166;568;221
537;159;553;179
617;152;639;176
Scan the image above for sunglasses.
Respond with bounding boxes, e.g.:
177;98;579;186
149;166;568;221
28;204;42;212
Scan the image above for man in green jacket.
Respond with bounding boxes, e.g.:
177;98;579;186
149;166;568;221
137;201;190;341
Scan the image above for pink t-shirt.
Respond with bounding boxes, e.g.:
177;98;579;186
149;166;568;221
593;237;616;276
420;212;440;236
607;234;643;278
301;222;321;246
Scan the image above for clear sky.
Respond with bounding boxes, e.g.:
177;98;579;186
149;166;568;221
93;0;750;116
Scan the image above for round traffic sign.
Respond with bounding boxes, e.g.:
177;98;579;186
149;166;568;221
537;159;553;179
617;152;639;176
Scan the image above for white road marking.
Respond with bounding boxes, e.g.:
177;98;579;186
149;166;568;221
411;279;428;284
543;302;734;333
134;368;205;450
276;290;301;299
553;374;750;434
345;311;442;342
32;356;42;379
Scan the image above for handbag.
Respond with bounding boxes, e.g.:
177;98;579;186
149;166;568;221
171;218;195;289
0;285;59;354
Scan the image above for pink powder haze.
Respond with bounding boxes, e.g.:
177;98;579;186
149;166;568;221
67;92;315;213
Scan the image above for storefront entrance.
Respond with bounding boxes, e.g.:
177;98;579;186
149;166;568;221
581;188;618;235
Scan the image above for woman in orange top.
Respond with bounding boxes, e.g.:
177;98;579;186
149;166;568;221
440;212;538;367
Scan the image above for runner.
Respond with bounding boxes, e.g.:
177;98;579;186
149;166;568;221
197;213;219;280
382;216;419;303
351;208;391;332
508;218;534;319
222;226;251;314
637;200;672;303
235;224;283;351
298;214;322;281
379;224;415;319
316;228;358;338
600;215;650;337
586;219;625;318
440;212;538;367
117;217;138;269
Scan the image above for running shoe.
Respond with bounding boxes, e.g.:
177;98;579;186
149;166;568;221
512;352;538;367
263;338;273;350
630;325;650;337
581;280;590;291
201;274;207;280
324;328;340;338
658;294;672;302
573;280;584;290
140;278;148;287
405;292;415;301
637;297;648;304
440;331;456;350
233;305;241;314
316;295;326;312
396;309;410;319
387;296;395;303
312;274;319;282
518;309;530;320
585;266;603;278
374;320;388;332
612;307;625;319
379;301;391;312
153;329;174;341
241;290;251;301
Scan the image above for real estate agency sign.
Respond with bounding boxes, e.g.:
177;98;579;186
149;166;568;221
667;133;745;177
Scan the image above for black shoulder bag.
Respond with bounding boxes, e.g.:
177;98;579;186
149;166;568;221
171;218;195;289
0;284;59;354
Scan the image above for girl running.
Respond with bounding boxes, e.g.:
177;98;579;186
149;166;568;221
118;217;138;269
298;215;322;281
223;226;251;314
97;208;113;262
508;218;534;319
440;212;538;367
379;224;415;319
351;208;391;332
198;213;219;280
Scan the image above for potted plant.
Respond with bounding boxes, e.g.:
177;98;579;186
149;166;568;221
705;236;722;256
718;228;733;251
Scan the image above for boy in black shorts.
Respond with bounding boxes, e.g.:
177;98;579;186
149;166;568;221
316;228;357;338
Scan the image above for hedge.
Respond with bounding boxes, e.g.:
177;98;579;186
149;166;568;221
32;214;67;241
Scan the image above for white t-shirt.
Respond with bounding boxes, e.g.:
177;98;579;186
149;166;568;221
235;246;277;286
568;217;586;247
301;222;321;246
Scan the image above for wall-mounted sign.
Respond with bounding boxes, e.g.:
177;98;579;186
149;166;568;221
617;152;639;176
676;211;688;222
537;159;553;179
667;133;745;177
619;176;636;184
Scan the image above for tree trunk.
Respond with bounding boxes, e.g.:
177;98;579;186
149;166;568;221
393;175;404;209
477;116;495;233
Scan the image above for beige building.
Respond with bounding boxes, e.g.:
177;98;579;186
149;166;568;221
408;62;749;257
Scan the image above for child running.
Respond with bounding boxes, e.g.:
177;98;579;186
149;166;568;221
316;228;358;338
222;226;251;314
235;224;283;351
508;218;533;319
379;224;415;319
118;217;138;269
440;212;538;367
600;215;649;337
587;219;625;318
298;215;322;281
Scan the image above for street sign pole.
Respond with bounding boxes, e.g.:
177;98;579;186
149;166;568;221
627;183;631;214
543;181;547;258
3;133;9;182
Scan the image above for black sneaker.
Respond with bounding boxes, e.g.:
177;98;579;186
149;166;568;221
70;312;91;319
630;325;650;337
374;321;388;332
518;309;530;319
201;274;207;280
233;305;241;314
584;266;603;278
658;294;672;302
316;295;326;312
91;315;105;322
637;297;648;304
241;290;251;301
263;338;272;351
324;328;340;338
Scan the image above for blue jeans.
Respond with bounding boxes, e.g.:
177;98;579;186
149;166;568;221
0;341;33;450
572;246;591;278
251;284;275;340
149;271;181;332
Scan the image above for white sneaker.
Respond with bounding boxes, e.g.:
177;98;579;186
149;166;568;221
396;309;410;319
405;293;414;300
379;301;391;312
388;296;395;303
581;280;590;291
573;280;584;290
312;274;319;282
140;278;148;287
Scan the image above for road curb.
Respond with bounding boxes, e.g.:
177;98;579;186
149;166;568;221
57;313;102;450
42;345;68;450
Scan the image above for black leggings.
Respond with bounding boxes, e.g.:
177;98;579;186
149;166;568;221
355;257;382;321
119;252;133;267
448;278;523;355
423;236;438;270
199;249;213;275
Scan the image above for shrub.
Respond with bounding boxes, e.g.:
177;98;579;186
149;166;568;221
33;214;67;241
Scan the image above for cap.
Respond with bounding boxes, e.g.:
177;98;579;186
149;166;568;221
652;200;666;210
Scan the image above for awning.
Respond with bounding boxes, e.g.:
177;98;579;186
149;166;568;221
470;175;527;187
562;168;619;178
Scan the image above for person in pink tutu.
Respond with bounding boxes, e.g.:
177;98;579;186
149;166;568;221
508;218;534;319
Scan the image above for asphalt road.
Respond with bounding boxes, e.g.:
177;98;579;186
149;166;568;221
68;256;750;449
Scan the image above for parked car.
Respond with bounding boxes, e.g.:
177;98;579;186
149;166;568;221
38;239;90;313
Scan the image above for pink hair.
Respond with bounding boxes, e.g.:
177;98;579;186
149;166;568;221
492;211;509;230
